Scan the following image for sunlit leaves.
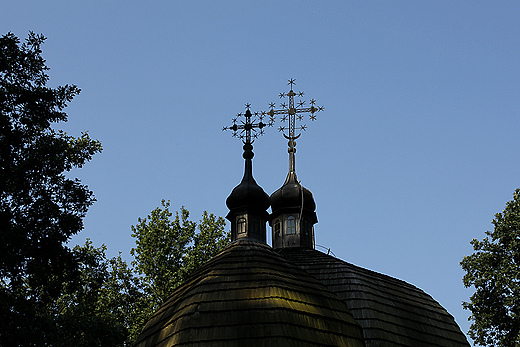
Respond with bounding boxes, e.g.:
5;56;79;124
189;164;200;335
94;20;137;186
461;188;520;346
129;201;230;343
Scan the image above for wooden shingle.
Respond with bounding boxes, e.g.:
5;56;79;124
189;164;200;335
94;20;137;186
278;248;470;347
134;240;366;347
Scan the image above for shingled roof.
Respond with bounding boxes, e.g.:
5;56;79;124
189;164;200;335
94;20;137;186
134;240;366;347
278;248;470;347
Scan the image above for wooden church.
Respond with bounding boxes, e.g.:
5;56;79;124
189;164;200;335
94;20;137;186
134;82;470;347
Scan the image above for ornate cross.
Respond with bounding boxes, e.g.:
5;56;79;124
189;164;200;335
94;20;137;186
223;104;273;144
267;78;324;141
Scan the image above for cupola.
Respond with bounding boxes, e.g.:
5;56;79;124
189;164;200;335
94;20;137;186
269;140;317;249
223;107;271;243
267;79;323;249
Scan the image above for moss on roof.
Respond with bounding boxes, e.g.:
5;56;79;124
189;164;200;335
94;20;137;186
278;248;470;347
134;240;366;347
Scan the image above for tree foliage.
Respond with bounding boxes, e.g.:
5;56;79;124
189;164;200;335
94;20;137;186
47;202;230;346
461;188;520;346
129;200;229;342
0;32;229;346
19;201;229;347
50;240;143;347
131;201;196;304
0;32;102;345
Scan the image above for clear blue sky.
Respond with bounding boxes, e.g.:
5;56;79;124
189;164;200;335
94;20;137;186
3;1;520;344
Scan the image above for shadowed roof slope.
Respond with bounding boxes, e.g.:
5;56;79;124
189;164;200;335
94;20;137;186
278;248;470;347
134;240;366;347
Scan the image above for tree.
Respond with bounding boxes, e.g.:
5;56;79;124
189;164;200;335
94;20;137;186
53;204;229;346
129;200;229;342
50;240;142;347
0;32;102;345
183;208;231;273
49;204;229;346
461;188;520;346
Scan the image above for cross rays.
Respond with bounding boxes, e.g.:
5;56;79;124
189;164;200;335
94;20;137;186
223;104;273;144
267;79;324;141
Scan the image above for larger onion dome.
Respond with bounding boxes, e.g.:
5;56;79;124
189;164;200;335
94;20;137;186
270;170;317;223
269;139;317;249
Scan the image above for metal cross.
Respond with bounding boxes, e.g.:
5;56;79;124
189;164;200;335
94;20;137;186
267;78;324;140
223;104;273;144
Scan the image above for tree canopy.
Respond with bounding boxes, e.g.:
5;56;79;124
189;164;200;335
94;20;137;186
0;32;230;346
129;200;229;342
0;32;102;345
461;188;520;347
50;240;141;347
39;201;229;347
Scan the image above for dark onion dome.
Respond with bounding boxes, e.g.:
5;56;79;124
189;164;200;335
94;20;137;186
226;143;270;214
225;168;270;213
270;170;317;224
134;240;366;347
278;248;471;347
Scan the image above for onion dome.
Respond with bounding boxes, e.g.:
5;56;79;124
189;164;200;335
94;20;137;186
270;170;317;223
226;143;270;214
225;142;270;243
269;139;317;249
222;107;272;243
133;240;366;347
265;80;323;250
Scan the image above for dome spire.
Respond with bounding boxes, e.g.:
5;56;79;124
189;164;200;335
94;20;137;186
267;79;323;249
267;78;324;180
223;104;272;243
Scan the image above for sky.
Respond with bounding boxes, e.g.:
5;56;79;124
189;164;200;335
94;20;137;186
2;1;520;344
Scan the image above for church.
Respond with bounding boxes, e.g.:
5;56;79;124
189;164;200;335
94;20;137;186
133;81;470;347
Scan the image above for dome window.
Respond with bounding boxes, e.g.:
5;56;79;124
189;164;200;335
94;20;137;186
286;215;296;235
237;217;246;234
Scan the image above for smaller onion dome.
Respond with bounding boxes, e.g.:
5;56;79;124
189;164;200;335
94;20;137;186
226;142;270;243
226;145;270;213
270;170;317;223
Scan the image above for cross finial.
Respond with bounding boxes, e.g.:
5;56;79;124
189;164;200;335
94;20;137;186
223;104;273;144
268;79;324;141
268;79;323;173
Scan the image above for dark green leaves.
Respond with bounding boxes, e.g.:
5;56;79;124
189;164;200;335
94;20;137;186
0;32;102;345
56;204;229;346
51;240;140;347
461;188;520;346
